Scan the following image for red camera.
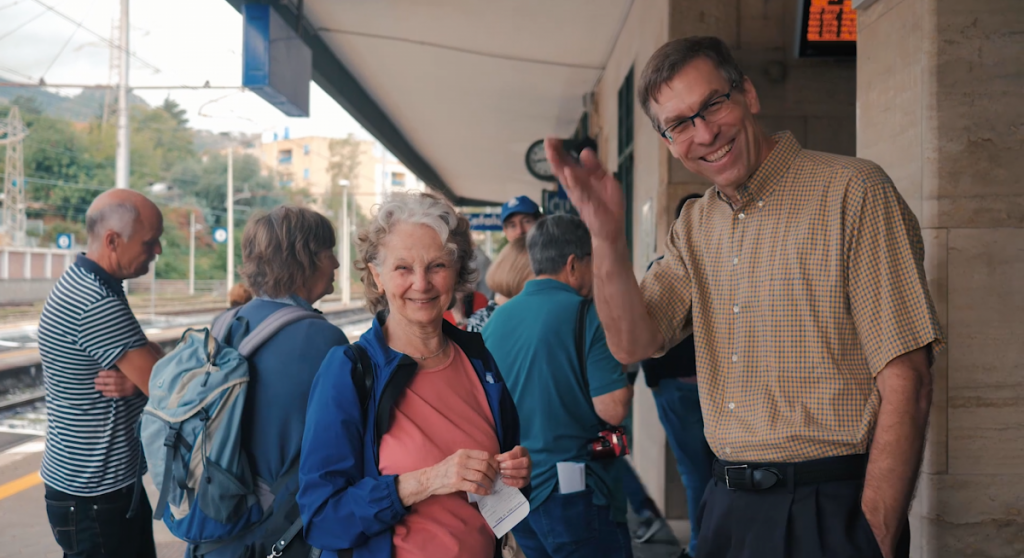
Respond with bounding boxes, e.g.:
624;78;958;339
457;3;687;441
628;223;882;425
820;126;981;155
587;426;630;460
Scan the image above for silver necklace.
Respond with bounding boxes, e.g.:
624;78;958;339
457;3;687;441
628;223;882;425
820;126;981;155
414;338;448;361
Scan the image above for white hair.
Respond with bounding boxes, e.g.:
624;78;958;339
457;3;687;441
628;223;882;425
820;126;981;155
370;191;461;264
355;191;477;314
85;202;138;250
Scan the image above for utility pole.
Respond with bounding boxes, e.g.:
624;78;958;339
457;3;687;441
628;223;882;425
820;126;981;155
188;211;195;296
0;106;27;246
115;0;130;190
338;180;351;305
226;148;234;303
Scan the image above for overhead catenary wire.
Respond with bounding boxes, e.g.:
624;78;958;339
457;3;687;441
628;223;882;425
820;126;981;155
29;0;161;75
0;0;26;12
0;82;244;90
38;11;86;81
0;1;63;43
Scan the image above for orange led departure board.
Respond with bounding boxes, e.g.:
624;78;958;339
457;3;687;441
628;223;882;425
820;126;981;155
796;0;857;58
807;0;857;41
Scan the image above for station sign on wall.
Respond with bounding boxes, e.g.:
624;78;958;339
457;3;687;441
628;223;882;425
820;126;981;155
542;185;579;217
468;213;503;231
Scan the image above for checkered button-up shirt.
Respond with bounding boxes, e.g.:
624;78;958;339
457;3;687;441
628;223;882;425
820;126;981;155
641;131;944;463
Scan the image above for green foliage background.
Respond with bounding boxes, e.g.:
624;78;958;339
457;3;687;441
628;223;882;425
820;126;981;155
0;92;336;282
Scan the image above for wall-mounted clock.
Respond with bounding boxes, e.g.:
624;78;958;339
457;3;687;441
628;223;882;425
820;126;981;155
525;139;557;182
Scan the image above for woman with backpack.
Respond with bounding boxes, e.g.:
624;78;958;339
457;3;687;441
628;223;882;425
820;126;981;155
187;206;350;558
298;191;532;558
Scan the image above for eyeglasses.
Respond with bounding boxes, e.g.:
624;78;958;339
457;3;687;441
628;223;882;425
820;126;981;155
659;84;737;144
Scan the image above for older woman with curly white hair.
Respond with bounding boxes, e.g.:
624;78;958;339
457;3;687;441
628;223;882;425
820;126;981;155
298;191;531;558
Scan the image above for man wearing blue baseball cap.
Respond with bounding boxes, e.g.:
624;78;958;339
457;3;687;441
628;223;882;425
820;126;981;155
500;195;542;242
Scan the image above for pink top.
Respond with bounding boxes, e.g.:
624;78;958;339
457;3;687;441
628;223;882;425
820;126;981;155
379;343;499;558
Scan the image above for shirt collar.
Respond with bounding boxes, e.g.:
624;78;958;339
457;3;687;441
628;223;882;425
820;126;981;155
715;130;801;208
522;277;581;296
74;254;125;297
256;293;319;313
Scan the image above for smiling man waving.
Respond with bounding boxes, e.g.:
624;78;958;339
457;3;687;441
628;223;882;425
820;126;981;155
545;36;944;558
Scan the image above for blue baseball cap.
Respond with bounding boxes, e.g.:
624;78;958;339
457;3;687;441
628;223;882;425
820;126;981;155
500;195;541;224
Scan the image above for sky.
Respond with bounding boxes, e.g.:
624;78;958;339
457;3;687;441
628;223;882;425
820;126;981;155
0;0;372;142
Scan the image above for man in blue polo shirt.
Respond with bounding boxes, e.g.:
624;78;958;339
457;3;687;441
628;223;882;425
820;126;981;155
483;214;634;558
38;188;165;558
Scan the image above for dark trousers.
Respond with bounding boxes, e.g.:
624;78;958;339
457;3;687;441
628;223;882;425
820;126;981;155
44;483;157;558
696;465;910;558
653;378;715;555
512;489;634;558
620;459;659;517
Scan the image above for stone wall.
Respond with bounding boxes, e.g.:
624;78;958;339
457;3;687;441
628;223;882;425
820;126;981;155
857;0;1024;555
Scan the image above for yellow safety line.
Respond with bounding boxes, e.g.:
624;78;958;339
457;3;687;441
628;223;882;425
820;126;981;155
0;348;39;360
0;471;42;501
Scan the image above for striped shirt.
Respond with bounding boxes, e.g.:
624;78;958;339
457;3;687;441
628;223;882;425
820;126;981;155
641;131;944;463
38;255;148;496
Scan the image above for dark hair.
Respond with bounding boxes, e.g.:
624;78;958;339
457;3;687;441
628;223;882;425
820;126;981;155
675;193;703;219
527;215;591;276
639;36;746;129
240;206;336;298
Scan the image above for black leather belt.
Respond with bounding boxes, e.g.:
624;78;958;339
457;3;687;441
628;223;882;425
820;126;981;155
713;454;868;491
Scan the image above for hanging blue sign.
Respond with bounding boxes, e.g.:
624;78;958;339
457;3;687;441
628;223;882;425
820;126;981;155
468;213;503;231
212;227;229;244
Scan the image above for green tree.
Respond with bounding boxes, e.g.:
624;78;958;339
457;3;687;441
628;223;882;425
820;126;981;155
2;98;104;221
168;151;285;216
160;98;189;128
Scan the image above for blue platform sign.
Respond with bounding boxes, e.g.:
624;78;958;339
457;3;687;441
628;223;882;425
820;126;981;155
56;233;74;250
212;227;229;244
542;185;579;217
468;213;502;231
242;4;312;117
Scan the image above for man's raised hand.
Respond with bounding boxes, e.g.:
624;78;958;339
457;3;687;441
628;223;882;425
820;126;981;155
544;137;626;244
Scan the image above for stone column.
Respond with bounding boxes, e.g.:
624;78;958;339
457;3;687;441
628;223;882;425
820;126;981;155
856;0;1024;556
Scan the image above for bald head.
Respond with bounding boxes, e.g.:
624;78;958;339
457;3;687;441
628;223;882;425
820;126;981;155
86;189;159;248
85;189;164;279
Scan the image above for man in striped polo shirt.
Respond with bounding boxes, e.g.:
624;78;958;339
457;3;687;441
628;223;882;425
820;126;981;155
38;188;164;558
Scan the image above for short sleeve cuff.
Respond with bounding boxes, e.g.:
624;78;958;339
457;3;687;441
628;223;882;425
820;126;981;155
867;330;945;377
96;337;148;370
589;376;628;398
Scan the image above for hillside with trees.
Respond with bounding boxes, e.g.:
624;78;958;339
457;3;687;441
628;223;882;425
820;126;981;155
0;91;311;282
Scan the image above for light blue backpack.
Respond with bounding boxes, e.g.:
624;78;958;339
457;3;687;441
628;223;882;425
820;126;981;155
139;305;322;552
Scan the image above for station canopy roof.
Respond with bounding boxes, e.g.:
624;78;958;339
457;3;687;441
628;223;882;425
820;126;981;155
227;0;632;206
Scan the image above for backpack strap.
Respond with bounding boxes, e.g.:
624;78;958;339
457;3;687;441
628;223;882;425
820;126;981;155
575;298;593;395
349;342;374;412
196;344;371;557
236;306;326;359
211;307;242;342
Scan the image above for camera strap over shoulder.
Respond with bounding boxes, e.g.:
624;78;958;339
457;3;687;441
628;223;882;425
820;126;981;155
574;298;605;426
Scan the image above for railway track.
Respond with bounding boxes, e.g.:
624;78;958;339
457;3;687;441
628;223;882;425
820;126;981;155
0;390;44;413
0;307;372;416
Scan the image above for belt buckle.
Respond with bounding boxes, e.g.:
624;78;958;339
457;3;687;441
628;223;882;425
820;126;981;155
724;464;748;490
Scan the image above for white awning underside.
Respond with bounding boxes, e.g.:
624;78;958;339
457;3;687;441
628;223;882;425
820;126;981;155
303;0;632;204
